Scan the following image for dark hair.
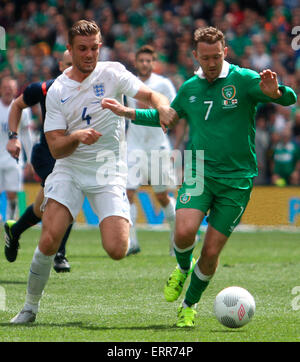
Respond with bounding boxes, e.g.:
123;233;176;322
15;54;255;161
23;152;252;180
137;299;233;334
136;45;157;60
194;26;225;48
68;20;101;45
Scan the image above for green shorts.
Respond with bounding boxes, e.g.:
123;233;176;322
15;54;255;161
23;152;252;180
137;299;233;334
176;176;253;237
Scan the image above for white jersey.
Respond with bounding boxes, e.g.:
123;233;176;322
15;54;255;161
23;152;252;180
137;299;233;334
44;61;143;189
0;99;32;169
126;72;176;151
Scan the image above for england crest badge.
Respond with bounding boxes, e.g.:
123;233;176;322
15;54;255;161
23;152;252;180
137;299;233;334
93;83;105;97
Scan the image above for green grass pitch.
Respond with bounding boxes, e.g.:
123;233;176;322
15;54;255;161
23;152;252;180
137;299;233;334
0;227;300;342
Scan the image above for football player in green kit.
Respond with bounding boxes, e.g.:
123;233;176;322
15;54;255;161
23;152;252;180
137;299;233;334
102;27;297;328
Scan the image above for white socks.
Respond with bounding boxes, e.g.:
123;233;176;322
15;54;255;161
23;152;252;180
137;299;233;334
24;247;54;314
162;196;176;225
162;197;176;252
129;203;139;248
6;199;17;220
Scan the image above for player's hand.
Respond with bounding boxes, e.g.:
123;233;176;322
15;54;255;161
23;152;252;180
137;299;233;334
6;138;21;160
74;128;102;145
102;98;125;116
157;106;178;133
102;98;136;119
259;69;282;99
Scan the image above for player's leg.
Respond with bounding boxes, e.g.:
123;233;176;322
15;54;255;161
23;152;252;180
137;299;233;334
3;165;29;262
164;181;212;303
10;199;73;324
32;144;73;272
177;225;229;327
100;215;130;260
5;191;17;220
88;185;131;260
154;190;176;256
164;208;204;303
126;188;140;255
54;223;73;273
177;179;253;327
10;173;83;324
4;187;43;262
4;164;22;220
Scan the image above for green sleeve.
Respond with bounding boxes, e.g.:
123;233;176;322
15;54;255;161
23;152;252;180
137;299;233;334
132;109;161;127
170;88;187;119
246;71;297;106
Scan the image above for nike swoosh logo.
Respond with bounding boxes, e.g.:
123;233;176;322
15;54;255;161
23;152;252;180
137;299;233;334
61;96;71;103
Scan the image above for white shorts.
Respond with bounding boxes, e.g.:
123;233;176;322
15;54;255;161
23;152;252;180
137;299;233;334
43;169;131;224
0;166;22;192
127;148;177;193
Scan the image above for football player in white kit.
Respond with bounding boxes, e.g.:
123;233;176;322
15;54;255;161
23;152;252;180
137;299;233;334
0;77;33;221
126;45;177;256
11;20;172;324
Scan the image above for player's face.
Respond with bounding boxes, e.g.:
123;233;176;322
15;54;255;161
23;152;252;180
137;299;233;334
193;41;227;82
0;80;17;104
69;34;101;74
135;53;154;78
59;52;73;72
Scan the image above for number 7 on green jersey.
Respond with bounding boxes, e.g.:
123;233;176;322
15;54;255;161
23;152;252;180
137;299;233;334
204;101;213;120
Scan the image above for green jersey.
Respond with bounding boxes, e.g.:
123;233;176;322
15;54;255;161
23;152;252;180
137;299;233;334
134;62;297;179
273;141;300;180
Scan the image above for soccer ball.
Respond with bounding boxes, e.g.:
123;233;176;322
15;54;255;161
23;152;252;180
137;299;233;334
214;286;255;328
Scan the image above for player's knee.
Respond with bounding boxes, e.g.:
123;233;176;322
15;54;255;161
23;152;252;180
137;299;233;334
201;244;219;261
175;226;196;244
107;248;126;260
104;240;128;260
39;230;58;255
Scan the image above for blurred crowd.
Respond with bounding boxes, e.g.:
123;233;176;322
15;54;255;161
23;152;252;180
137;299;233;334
0;0;299;185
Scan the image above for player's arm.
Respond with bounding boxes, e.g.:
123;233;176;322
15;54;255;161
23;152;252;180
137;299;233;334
133;84;176;132
45;86;101;159
45;129;102;159
173;118;188;150
6;94;28;160
102;98;179;131
248;69;297;105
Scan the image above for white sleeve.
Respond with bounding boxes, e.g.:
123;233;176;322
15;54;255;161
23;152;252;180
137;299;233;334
44;86;67;132
162;78;177;103
19;108;34;162
113;63;144;98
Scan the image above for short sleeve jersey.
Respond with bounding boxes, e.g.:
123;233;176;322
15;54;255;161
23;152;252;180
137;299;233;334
44;61;143;187
171;62;297;178
126;72;176;151
0;99;31;168
273;141;300;179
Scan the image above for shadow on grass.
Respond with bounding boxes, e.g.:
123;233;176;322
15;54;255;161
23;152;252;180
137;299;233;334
0;321;178;331
210;329;246;333
0;280;27;285
67;255;108;260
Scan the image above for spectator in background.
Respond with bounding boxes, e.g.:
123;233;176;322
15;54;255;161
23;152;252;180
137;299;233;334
0;0;299;187
271;126;300;186
255;116;270;185
292;111;300;147
250;35;272;72
0;77;33;220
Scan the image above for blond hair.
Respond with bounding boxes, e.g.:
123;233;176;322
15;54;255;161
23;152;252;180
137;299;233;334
68;20;101;45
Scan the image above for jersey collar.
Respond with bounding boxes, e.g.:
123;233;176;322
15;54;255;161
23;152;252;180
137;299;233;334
61;62;100;89
195;60;230;80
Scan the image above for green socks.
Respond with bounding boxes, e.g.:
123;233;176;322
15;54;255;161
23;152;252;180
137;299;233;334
184;263;213;307
174;242;196;272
